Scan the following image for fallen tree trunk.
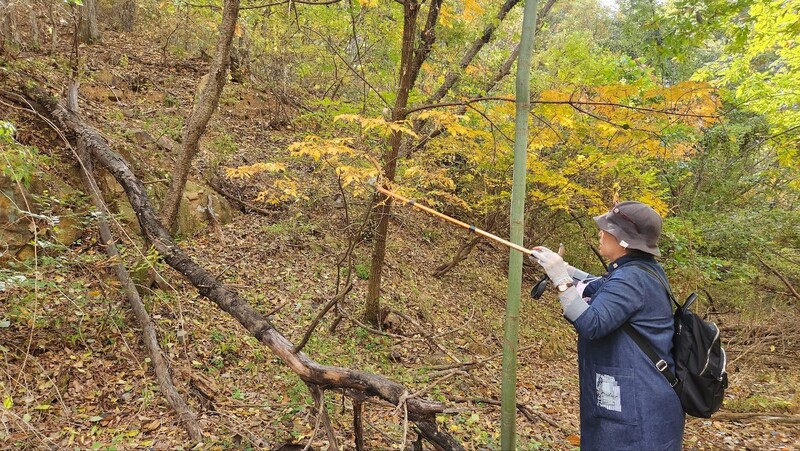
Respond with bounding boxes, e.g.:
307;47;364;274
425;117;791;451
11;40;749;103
75;141;205;442
22;85;463;450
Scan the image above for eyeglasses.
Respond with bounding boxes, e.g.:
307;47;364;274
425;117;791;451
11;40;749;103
613;204;640;233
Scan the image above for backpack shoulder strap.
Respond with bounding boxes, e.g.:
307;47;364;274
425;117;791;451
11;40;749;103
621;262;679;387
621;323;679;387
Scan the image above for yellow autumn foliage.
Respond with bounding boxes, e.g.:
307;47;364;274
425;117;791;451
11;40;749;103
335;114;419;139
415;110;481;139
225;162;286;179
463;0;485;22
254;178;305;205
289;136;355;162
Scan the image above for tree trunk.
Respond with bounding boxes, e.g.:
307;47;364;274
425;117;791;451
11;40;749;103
22;85;465;451
0;0;8;54
500;0;539;447
0;0;21;50
120;0;137;32
78;0;101;44
29;4;40;49
364;0;442;325
49;1;58;54
160;0;241;232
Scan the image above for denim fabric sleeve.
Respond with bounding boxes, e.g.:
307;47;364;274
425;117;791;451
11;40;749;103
581;277;605;299
570;269;645;340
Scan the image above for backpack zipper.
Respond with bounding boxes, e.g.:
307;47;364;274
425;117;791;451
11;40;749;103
700;323;720;375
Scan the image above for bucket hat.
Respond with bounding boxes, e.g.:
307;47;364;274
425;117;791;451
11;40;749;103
593;201;662;256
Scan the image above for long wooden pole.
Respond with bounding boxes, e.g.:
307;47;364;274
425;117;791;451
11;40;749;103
502;0;540;448
372;184;533;256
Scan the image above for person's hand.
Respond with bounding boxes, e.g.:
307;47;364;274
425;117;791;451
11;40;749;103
530;246;571;286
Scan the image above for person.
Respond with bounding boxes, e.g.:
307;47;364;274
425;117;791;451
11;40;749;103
531;201;684;450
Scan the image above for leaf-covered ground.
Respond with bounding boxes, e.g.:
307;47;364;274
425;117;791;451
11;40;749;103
1;30;799;450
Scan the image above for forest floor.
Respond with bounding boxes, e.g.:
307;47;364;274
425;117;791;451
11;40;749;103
1;30;799;450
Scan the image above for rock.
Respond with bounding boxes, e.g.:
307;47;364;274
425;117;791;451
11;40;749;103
156;135;177;152
52;213;83;246
108;88;126;102
175;181;234;237
94;69;115;85
128;128;155;147
81;86;115;103
0;176;36;265
14;245;36;262
184;187;201;201
115;200;141;235
1;175;90;265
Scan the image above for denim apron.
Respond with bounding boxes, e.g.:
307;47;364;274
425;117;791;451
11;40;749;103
572;255;685;450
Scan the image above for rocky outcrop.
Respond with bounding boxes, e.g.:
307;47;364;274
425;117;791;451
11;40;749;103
0;175;86;264
175;180;234;237
0;175;36;263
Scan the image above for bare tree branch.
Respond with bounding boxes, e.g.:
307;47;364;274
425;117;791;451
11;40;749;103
425;0;523;104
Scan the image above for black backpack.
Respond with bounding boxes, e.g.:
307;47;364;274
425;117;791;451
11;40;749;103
622;265;729;418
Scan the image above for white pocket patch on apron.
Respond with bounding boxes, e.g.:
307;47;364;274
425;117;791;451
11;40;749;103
596;373;622;412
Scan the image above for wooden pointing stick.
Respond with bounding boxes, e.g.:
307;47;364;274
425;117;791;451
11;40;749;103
371;181;535;256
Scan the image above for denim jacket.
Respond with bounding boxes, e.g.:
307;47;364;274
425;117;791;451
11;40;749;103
571;254;685;451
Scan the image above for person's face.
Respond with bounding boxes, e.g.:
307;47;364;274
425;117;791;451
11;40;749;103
598;229;627;261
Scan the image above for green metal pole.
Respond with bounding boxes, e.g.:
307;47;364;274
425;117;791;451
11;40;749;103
501;0;539;448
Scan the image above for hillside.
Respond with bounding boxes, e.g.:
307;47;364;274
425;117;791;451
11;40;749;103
1;26;799;451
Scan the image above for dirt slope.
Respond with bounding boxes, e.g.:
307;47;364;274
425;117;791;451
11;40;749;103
1;30;798;450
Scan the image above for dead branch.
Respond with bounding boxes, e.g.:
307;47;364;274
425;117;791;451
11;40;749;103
402;96;720;119
31;83;208;441
430;344;538;373
425;0;523;105
206;175;276;216
432;235;482;278
265;298;293;317
707;412;800;424
21;84;464;450
432;211;502;278
304;383;336;450
756;254;800;300
445;395;563;430
353;398;364;451
388;308;461;364
294;283;353;353
74;127;204;441
308;384;339;450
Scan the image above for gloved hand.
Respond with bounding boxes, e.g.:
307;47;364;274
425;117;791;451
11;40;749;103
530;246;571;287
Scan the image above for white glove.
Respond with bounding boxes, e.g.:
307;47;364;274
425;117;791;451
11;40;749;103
530;246;571;286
